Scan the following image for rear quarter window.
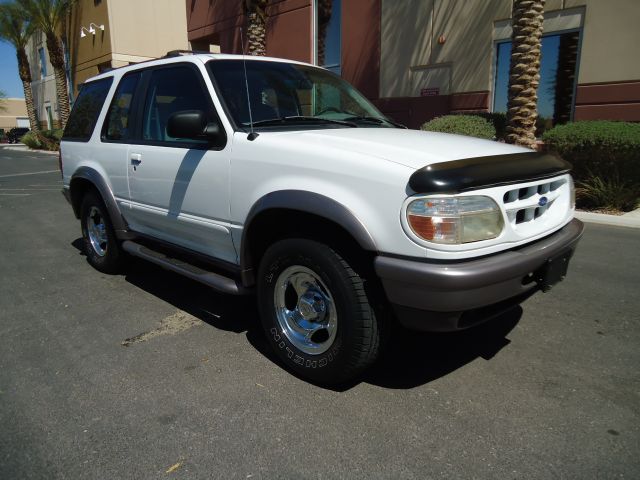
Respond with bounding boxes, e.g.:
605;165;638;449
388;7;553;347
63;77;113;141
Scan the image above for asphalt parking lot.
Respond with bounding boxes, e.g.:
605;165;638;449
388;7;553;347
0;149;638;479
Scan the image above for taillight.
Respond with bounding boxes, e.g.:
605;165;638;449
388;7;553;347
58;149;63;177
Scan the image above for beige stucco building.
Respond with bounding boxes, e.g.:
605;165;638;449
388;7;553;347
25;30;58;129
378;0;640;127
66;0;188;97
26;0;189;128
0;98;29;131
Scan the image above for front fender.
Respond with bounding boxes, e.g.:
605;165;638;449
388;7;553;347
240;190;378;284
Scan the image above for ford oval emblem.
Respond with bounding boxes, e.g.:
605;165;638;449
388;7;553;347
539;196;548;207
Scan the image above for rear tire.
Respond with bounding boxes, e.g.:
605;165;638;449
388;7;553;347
80;191;123;274
257;238;381;385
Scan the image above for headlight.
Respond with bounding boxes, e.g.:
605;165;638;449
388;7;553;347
407;196;504;244
568;176;576;208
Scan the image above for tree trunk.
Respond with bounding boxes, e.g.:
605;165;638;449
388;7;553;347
245;1;268;56
317;0;333;65
45;31;70;128
16;47;40;133
505;0;545;149
247;12;266;55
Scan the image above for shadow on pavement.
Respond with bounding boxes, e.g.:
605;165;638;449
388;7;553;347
72;239;521;390
362;307;521;389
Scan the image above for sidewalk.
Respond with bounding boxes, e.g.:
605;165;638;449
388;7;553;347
0;144;58;155
0;143;28;150
575;208;640;229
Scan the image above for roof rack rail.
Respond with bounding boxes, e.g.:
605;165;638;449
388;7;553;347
164;49;212;58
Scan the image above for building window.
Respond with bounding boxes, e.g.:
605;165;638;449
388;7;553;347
38;47;47;78
97;61;113;73
315;0;341;74
493;30;581;128
45;105;53;129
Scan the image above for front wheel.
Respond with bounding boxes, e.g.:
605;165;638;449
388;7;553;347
80;191;123;274
257;239;381;384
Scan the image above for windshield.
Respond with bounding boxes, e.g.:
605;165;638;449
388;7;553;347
207;59;396;130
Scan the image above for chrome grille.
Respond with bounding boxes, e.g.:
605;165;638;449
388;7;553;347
503;178;567;227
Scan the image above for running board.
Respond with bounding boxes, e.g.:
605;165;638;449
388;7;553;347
122;241;249;295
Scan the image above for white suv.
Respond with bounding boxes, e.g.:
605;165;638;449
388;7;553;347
61;52;584;384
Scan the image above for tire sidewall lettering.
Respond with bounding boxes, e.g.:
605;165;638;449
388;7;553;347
268;324;339;370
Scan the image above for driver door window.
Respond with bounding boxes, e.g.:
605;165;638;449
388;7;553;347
141;66;215;146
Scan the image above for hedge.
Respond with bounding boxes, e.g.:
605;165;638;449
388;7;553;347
421;115;496;140
543;121;640;211
542;120;640;183
20;129;62;151
463;112;507;140
20;131;42;149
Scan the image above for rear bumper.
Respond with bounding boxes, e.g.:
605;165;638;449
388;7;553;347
374;219;584;331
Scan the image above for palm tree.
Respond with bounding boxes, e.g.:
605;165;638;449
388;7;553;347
21;0;76;129
243;0;268;56
316;0;333;66
505;0;545;149
0;3;40;134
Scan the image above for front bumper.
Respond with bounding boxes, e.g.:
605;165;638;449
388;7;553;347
375;219;584;332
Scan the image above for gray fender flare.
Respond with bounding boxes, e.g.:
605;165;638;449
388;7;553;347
70;167;129;236
240;190;377;285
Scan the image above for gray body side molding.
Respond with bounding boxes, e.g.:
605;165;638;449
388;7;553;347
240;190;377;285
70;166;131;237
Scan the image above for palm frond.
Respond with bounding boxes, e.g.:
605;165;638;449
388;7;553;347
19;0;76;35
0;2;34;49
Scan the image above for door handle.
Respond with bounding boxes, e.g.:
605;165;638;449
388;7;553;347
130;153;142;165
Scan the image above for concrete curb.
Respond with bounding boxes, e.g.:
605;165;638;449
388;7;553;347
575;210;640;229
0;145;59;155
27;149;59;155
0;144;28;150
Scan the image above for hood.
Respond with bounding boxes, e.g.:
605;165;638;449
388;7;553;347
264;128;531;170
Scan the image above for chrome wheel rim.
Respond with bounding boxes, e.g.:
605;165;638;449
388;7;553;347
86;206;108;257
274;265;337;355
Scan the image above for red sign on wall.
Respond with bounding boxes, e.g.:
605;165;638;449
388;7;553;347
421;87;440;97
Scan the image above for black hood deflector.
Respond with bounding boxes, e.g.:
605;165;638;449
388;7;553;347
408;152;572;194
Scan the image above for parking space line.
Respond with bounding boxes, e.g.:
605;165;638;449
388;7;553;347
0;170;59;178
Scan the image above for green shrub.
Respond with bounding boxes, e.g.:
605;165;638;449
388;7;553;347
543;121;640;211
421;115;496;140
21;131;42;149
20;131;60;151
576;174;639;212
542;121;640;183
42;129;63;142
463;112;507;140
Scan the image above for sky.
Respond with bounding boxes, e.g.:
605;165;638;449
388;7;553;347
0;40;23;98
0;0;23;98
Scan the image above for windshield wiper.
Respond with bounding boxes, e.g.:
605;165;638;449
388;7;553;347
247;116;357;128
343;115;408;129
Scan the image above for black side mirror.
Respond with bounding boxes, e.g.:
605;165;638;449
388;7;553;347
167;110;225;145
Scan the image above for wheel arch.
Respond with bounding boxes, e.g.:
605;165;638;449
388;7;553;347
240;190;378;287
70;167;128;235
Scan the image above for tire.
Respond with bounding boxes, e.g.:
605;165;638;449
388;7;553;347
257;238;381;384
80;190;123;274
